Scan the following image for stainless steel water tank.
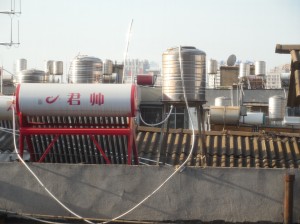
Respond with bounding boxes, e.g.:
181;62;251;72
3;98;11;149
162;46;206;102
102;74;118;83
207;59;218;74
215;97;231;106
269;95;285;121
240;112;265;125
280;72;290;82
69;56;102;83
53;61;63;75
15;69;49;83
45;60;54;75
15;59;27;74
255;61;266;76
210;106;240;125
103;59;113;75
239;63;250;78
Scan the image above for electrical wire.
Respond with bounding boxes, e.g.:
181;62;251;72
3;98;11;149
139;105;174;127
122;19;133;84
0;126;19;134
100;45;196;224
11;107;95;224
0;208;69;224
138;157;172;166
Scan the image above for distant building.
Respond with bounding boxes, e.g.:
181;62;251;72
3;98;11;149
265;64;290;89
206;72;220;89
265;73;281;89
124;59;150;83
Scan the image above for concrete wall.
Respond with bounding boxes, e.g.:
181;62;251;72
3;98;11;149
140;86;286;106
0;163;299;222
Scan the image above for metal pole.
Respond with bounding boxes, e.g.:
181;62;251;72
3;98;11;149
294;70;300;98
0;66;3;94
158;104;170;165
284;174;295;224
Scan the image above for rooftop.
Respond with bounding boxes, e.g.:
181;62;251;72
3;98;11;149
137;126;300;168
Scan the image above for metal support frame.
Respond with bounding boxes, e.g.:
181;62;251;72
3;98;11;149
284;174;295;224
18;113;138;165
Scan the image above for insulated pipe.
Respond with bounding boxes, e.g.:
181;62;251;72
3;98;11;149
284;174;295;224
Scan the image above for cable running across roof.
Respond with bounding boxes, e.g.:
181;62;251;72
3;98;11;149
101;46;197;224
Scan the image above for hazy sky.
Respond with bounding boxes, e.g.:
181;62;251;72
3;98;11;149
0;0;299;74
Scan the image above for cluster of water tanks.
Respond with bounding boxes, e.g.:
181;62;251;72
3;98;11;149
14;59;64;84
45;60;63;75
210;94;287;126
162;46;206;102
69;56;115;83
14;59;48;84
14;57;116;84
239;61;266;79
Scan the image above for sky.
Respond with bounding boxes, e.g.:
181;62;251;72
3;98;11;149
0;0;299;75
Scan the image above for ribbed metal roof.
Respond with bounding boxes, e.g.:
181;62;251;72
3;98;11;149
137;126;300;168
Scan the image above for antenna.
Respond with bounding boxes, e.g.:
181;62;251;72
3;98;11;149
17;20;20;44
0;0;22;47
122;19;133;84
10;18;13;45
227;54;236;66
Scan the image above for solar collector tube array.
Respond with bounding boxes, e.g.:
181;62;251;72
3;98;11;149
15;83;138;165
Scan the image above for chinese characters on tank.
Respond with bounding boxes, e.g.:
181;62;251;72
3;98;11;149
44;93;104;106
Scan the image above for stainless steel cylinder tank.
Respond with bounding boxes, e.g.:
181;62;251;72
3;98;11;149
103;59;113;75
162;46;206;102
14;69;49;83
53;61;63;75
269;95;286;121
215;97;231;106
45;60;54;75
239;63;250;78
207;59;218;74
15;59;27;74
255;61;266;76
69;56;102;83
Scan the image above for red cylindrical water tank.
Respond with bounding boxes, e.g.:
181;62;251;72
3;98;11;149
137;74;155;86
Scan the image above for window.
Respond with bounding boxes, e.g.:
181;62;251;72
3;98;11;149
168;107;185;129
140;106;163;126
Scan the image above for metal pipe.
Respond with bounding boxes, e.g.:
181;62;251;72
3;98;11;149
231;86;233;106
20;127;131;135
284;174;295;224
295;70;300;98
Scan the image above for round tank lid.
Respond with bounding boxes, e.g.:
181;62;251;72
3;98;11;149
74;56;101;62
163;46;206;55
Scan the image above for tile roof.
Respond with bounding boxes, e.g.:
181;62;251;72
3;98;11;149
137;126;300;168
1;119;299;168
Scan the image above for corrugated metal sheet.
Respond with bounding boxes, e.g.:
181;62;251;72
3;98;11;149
137;126;300;168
